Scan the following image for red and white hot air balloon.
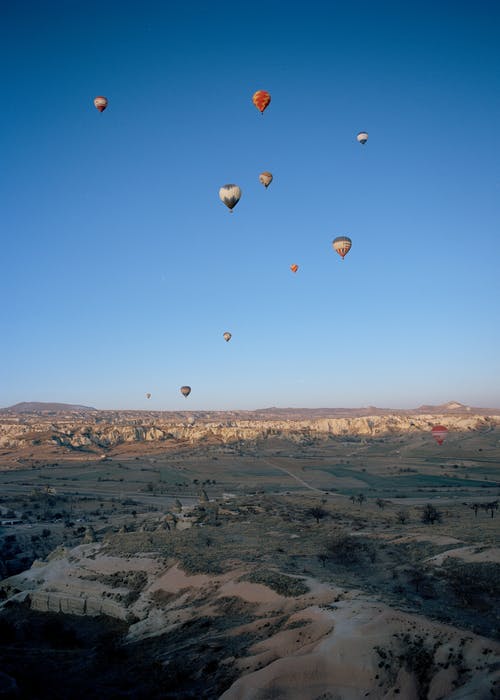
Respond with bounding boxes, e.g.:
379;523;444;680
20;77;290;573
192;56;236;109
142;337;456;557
93;96;108;113
290;264;299;273
252;90;271;114
431;425;448;445
332;236;352;260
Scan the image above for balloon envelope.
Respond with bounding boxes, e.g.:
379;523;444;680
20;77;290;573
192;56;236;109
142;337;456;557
252;90;271;114
431;425;448;445
259;171;273;188
94;96;108;112
219;184;241;211
290;264;299;273
332;236;352;259
180;386;191;398
223;332;232;342
357;131;368;144
145;393;151;399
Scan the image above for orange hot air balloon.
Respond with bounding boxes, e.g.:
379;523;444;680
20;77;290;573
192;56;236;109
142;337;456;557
431;425;448;445
93;96;108;112
180;386;191;398
259;171;273;188
290;264;299;273
252;90;271;114
332;236;352;260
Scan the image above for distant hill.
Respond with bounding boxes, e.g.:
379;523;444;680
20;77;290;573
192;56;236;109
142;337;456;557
1;401;496;419
0;402;97;414
254;402;479;419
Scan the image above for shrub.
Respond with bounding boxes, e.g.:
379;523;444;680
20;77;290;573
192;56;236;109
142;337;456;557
325;530;376;565
421;504;442;524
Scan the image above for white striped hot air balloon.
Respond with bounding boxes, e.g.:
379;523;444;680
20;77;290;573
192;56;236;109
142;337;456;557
93;96;108;112
332;236;352;260
223;332;232;342
219;185;241;212
357;131;368;144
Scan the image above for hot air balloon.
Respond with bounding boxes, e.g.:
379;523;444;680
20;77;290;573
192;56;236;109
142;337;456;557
219;185;241;212
145;393;151;399
431;425;448;445
180;386;191;398
259;171;273;188
94;96;108;113
332;236;352;259
252;90;271;114
357;131;368;145
290;264;299;273
223;332;232;342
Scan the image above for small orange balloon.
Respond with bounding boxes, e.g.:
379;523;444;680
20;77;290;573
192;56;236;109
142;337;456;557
252;90;271;114
290;264;299;273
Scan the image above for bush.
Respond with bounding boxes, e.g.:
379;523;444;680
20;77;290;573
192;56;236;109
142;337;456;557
244;570;309;597
396;510;409;524
421;504;442;524
325;530;376;565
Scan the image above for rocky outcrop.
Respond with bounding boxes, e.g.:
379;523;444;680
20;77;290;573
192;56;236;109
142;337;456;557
1;543;498;700
1;412;499;454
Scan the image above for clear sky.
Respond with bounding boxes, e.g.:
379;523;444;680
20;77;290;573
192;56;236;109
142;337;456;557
1;0;499;411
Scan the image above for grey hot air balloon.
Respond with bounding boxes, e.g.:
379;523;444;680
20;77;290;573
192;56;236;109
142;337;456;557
223;332;232;342
332;236;352;260
145;393;152;399
180;385;191;398
357;131;368;145
219;184;241;212
259;171;273;188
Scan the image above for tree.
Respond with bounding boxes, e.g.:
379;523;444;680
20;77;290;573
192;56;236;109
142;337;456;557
470;503;479;517
357;494;366;508
407;567;426;593
486;501;498;518
396;510;409;524
376;498;386;509
317;553;328;568
308;506;328;524
421;504;442;525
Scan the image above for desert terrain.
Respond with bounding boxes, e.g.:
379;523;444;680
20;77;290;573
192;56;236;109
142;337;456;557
0;402;499;699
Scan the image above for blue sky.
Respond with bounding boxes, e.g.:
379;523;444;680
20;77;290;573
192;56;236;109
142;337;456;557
1;0;499;410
